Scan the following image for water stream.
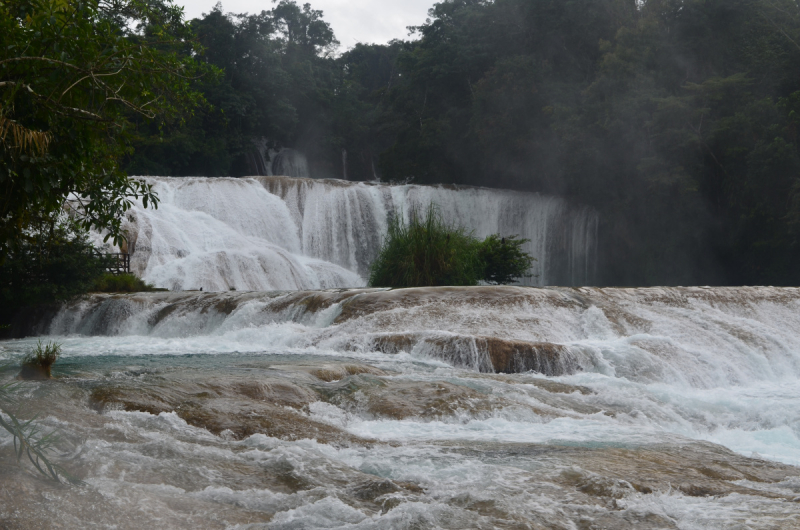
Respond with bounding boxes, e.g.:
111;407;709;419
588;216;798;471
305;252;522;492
2;287;800;528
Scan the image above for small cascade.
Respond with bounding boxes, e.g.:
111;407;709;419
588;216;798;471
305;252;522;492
17;286;800;386
270;148;311;178
114;176;598;291
246;138;272;176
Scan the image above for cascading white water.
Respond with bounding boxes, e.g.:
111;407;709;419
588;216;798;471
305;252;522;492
270;149;311;178
260;176;598;285
119;177;362;291
4;287;800;528
117;176;598;291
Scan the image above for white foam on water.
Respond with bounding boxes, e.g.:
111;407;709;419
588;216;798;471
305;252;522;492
117;177;363;291
618;491;800;529
7;287;800;466
4;287;800;528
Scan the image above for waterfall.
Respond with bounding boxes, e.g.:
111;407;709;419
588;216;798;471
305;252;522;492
119;177;362;291
21;286;800;387
117;176;598;291
258;176;598;286
270;148;311;178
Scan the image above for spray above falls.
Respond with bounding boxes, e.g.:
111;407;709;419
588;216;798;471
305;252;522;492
118;176;598;291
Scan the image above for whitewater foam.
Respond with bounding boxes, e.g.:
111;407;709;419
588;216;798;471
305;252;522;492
105;177;598;290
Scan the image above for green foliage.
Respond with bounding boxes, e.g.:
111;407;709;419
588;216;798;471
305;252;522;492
369;205;482;288
126;1;341;176
0;216;110;324
22;340;62;372
92;273;158;293
366;0;800;286
369;204;535;287
0;0;207;254
478;235;535;285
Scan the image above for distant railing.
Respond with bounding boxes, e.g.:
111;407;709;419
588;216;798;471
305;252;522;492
103;253;130;275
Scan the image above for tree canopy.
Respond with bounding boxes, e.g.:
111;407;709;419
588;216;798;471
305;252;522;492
115;0;800;286
0;0;205;254
125;1;340;176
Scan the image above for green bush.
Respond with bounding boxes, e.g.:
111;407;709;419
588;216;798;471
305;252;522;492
368;204;536;288
0;216;110;324
92;273;158;293
369;205;482;288
477;235;536;285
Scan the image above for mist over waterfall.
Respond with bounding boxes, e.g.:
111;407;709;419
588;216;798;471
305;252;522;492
119;176;598;291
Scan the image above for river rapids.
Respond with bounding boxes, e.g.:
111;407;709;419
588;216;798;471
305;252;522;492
2;286;800;529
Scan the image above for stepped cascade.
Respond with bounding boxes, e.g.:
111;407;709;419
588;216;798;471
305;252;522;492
4;287;800;527
115;176;598;291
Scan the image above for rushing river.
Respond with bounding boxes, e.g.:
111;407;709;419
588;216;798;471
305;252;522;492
2;286;800;529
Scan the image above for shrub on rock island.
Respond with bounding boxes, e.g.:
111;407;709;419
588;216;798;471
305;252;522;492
369;204;535;287
92;273;158;293
477;234;535;285
369;205;481;288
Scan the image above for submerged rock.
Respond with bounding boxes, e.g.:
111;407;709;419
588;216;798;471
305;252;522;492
88;371;369;446
17;363;52;380
353;332;578;375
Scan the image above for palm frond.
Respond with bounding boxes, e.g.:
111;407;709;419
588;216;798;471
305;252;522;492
0;114;52;156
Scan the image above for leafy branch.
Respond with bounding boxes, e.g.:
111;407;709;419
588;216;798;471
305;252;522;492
0;379;82;485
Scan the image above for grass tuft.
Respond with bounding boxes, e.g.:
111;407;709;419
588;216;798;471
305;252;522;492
369;204;482;288
20;340;61;380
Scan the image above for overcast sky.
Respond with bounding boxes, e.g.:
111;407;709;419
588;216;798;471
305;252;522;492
177;0;434;47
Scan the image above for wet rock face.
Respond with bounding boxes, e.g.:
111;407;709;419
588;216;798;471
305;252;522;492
478;337;574;375
358;333;578;376
555;442;800;503
87;371;369;445
308;364;388;382
320;379;511;421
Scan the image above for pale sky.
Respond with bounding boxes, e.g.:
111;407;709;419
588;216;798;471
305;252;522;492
177;0;434;47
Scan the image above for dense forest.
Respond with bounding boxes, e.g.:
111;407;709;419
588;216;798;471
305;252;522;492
120;0;800;286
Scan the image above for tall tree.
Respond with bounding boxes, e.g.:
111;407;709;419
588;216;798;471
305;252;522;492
126;1;340;177
0;0;205;254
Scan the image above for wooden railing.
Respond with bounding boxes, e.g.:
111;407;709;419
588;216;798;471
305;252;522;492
104;253;130;275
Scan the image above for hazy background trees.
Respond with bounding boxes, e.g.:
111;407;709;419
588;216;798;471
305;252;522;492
125;0;800;287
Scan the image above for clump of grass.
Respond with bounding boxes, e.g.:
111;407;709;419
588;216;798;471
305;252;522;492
19;340;61;380
369;203;537;288
369;204;482;288
92;273;159;293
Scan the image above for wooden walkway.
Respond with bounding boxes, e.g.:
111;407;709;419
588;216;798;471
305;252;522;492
104;253;130;274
